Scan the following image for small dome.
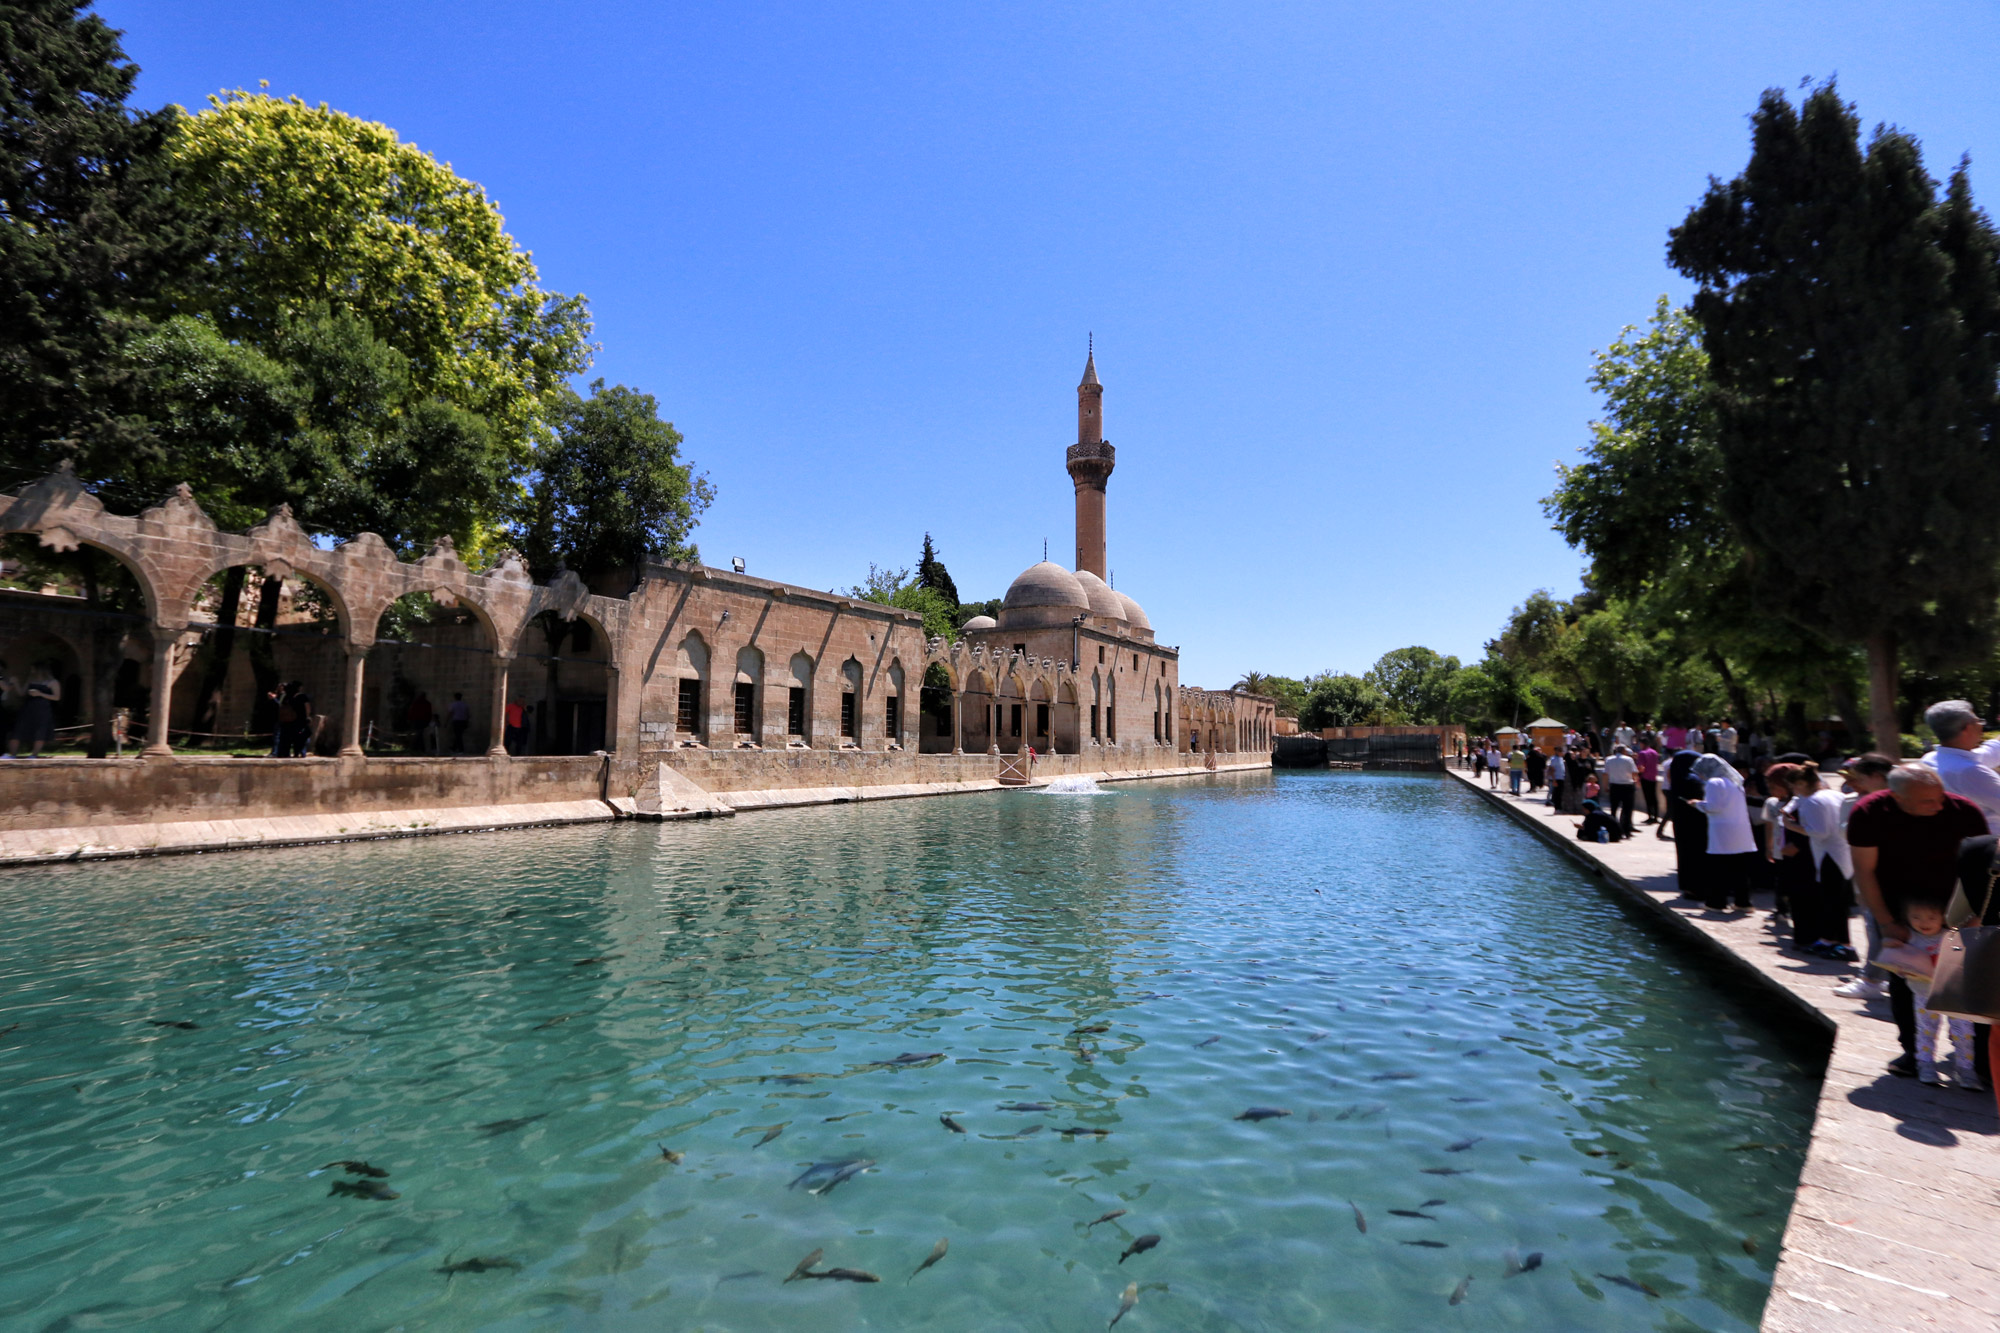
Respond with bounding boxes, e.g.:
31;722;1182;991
1000;561;1089;630
1116;592;1153;640
962;614;998;632
1072;570;1128;626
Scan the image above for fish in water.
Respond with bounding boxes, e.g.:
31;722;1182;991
766;1074;815;1085
1304;1031;1330;1043
436;1256;519;1275
1349;1201;1367;1234
476;1114;547;1137
803;1267;881;1283
719;1270;762;1283
1401;1240;1448;1248
1195;1036;1220;1047
1420;1198;1446;1208
1446;1136;1484;1152
572;955;623;965
658;1145;684;1164
1449;1275;1472;1306
1371;1071;1418;1081
329;1179;400;1201
788;1158;875;1195
1088;1208;1128;1230
533;1013;579;1030
1502;1248;1543;1278
873;1052;943;1068
823;1112;867;1122
1119;1234;1160;1264
1596;1272;1660;1297
986;1126;1043;1140
1461;1048;1487;1057
1061;1126;1111;1137
1741;1237;1758;1255
1073;1024;1110;1035
1388;1210;1437;1220
324;1160;390;1179
997;1101;1053;1112
753;1125;785;1148
1728;1142;1769;1152
1109;1281;1139;1328
940;1114;966;1134
1422;1167;1472;1176
783;1248;824;1283
908;1237;948;1282
1235;1107;1291;1122
148;1020;199;1030
1449;1096;1488;1104
1077;1048;1097;1063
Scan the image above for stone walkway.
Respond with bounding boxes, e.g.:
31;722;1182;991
1445;766;2000;1333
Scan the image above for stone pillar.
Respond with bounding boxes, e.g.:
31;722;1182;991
339;644;367;756
951;691;963;754
143;630;178;755
603;666;620;753
487;655;511;756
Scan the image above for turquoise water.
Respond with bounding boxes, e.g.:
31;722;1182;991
0;771;1821;1331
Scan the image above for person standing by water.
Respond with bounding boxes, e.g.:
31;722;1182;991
1789;760;1857;959
1507;743;1526;795
1665;741;1708;898
3;661;60;758
1602;744;1638;835
447;692;472;755
1524;742;1546;793
1546;747;1567;811
1690;754;1757;911
1637;739;1662;827
1832;755;1896;1001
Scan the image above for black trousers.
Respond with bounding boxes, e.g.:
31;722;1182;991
1640;779;1660;821
1606;782;1636;833
1705;852;1755;910
1795;863;1854;948
1670;803;1709;898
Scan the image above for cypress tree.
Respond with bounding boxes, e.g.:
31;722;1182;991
1668;84;2000;753
0;1;205;481
916;532;959;608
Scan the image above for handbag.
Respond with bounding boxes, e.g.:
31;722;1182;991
1925;852;2000;1024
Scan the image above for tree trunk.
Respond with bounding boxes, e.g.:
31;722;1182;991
1706;649;1754;732
1865;631;1901;757
85;624;123;758
191;566;245;746
246;573;284;741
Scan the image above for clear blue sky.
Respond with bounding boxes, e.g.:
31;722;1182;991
101;1;2000;688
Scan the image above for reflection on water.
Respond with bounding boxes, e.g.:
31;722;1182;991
0;772;1820;1330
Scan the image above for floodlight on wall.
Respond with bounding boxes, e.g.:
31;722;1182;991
731;557;746;573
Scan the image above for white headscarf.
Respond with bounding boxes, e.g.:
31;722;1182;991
1692;753;1742;787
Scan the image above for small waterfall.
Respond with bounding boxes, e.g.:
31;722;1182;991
1042;776;1106;795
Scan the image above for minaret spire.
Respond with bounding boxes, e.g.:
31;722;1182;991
1066;339;1114;578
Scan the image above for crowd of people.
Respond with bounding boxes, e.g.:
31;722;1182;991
1462;708;2000;1112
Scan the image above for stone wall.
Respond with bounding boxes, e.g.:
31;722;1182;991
654;743;1233;794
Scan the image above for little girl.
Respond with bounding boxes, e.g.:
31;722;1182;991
1887;900;1981;1088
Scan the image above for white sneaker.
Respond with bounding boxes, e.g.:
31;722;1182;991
1832;977;1889;1000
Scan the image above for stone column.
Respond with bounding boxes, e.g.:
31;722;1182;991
951;690;963;754
143;630;178;755
487;655;511;756
339;644;367;756
603;666;620;753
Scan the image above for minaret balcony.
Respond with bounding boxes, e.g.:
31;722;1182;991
1066;441;1115;465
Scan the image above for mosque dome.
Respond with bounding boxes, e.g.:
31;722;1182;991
962;614;998;632
1115;592;1153;641
999;561;1089;630
1071;570;1128;627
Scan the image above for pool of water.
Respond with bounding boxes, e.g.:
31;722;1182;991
0;771;1822;1331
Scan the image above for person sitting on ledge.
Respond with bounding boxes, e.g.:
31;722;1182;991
1574;799;1626;844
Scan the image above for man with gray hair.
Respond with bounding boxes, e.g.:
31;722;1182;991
1925;699;2000;833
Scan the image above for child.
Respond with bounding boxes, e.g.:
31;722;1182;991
1891;899;1981;1088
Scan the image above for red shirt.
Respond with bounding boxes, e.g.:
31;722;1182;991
1846;789;1988;915
506;702;525;728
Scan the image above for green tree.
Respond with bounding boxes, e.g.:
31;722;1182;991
1298;672;1386;730
0;1;207;480
1668;83;2000;753
1233;671;1306;718
516;380;710;578
846;563;957;640
916;533;959;608
1363;646;1462;724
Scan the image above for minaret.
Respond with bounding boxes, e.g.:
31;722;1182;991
1066;341;1114;579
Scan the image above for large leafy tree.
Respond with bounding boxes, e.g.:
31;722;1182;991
0;0;205;481
1667;84;2000;753
516;380;710;579
1297;672;1386;730
1363;646;1462;724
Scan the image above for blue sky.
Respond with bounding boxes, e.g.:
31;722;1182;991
102;1;2000;687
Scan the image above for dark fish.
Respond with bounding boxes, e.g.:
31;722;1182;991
1449;1097;1488;1104
1235;1107;1291;1122
1088;1208;1128;1230
148;1020;199;1030
766;1074;815;1085
1349;1201;1367;1233
940;1114;966;1134
1728;1142;1769;1152
1582;1148;1610;1157
783;1248;824;1283
803;1267;880;1283
1110;1281;1138;1328
1061;1126;1111;1137
500;908;521;919
1450;1275;1472;1306
1304;1031;1330;1043
997;1101;1052;1111
1422;1167;1472;1176
986;1126;1043;1140
1502;1247;1543;1278
1401;1240;1448;1248
1462;1048;1487;1057
823;1111;867;1122
754;1125;785;1148
1596;1272;1660;1297
1195;1036;1220;1047
1420;1199;1447;1208
1371;1071;1418;1081
436;1256;519;1275
323;1160;389;1178
1389;1210;1437;1220
719;1270;762;1283
874;1052;944;1068
476;1114;546;1136
572;955;623;965
1446;1136;1483;1152
533;1013;579;1030
0;1023;18;1037
1741;1237;1758;1255
658;1145;684;1164
329;1179;399;1200
907;1237;948;1282
1072;1024;1110;1034
788;1158;875;1194
1118;1234;1160;1263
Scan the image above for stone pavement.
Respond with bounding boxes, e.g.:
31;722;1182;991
1446;765;2000;1333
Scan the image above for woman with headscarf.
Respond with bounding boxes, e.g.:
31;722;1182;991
1691;753;1757;911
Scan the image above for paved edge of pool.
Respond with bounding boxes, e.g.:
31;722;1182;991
0;762;1273;868
1444;765;2000;1333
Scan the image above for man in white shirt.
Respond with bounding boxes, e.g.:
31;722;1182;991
1717;720;1739;760
1925;699;2000;832
1613;720;1637;751
1602;745;1639;834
